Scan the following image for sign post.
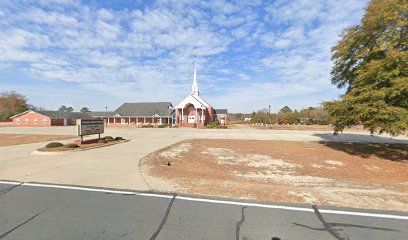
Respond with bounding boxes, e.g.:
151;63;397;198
76;119;105;142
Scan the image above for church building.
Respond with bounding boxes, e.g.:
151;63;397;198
174;64;227;127
9;65;227;128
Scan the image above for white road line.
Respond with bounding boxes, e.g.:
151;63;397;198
1;180;407;221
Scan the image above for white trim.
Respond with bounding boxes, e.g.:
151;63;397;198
9;110;33;119
0;181;407;221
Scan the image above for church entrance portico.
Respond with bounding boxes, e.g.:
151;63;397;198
176;102;206;127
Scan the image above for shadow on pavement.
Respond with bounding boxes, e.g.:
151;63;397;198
313;132;408;144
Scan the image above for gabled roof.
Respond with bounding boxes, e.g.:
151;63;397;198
114;102;174;117
10;110;92;119
174;93;211;109
88;111;114;117
214;109;228;114
37;111;92;119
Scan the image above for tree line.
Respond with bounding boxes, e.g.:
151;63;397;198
249;106;329;125
1;1;406;136
0;91;92;121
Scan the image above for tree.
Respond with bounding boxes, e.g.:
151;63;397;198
58;105;68;112
326;0;408;135
58;105;74;112
0;91;28;121
80;107;90;113
279;106;293;114
27;104;46;111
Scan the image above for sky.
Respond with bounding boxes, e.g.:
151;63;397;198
0;0;369;113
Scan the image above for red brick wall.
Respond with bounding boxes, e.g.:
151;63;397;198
177;107;212;128
12;112;51;127
216;114;228;125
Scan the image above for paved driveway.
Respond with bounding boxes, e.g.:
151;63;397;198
0;126;407;191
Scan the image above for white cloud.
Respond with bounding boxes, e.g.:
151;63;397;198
0;0;369;112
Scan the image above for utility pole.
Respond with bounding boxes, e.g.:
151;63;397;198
269;105;271;130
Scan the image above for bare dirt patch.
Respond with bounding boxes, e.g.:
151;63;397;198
0;134;75;147
140;139;408;211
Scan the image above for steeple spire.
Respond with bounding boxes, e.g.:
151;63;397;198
191;62;199;95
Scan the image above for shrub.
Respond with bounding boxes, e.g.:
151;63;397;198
98;139;107;144
64;143;79;148
158;124;167;128
114;136;123;140
104;136;114;140
205;122;219;128
217;125;228;129
45;142;64;148
193;123;197;128
142;124;154;128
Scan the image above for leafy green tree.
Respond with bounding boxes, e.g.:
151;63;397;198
288;110;301;124
66;107;74;112
326;0;407;135
27;104;46;111
0;91;28;121
58;105;68;112
80;107;91;113
279;106;293;114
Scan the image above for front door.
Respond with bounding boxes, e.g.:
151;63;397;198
63;119;67;126
188;115;195;123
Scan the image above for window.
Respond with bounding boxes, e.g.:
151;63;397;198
43;119;47;125
16;118;20;124
25;118;29;124
34;118;38;124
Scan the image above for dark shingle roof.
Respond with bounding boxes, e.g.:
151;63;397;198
214;109;228;114
88;111;114;117
37;111;92;119
114;102;174;117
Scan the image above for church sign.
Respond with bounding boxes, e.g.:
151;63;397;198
76;119;104;137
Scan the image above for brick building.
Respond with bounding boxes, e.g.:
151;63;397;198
90;102;175;125
174;64;228;127
10;110;91;127
10;65;228;128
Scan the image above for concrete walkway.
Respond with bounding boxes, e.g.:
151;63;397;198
0;126;407;191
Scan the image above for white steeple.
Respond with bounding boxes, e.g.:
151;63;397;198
191;62;199;96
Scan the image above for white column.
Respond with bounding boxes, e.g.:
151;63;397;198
107;118;110;125
201;108;204;123
128;117;130;124
181;108;184;123
160;117;162;124
136;117;138;124
144;117;146;124
114;118;116;124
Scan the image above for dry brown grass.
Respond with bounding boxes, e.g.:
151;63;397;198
141;139;408;211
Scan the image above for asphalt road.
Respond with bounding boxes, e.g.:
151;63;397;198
0;182;407;240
